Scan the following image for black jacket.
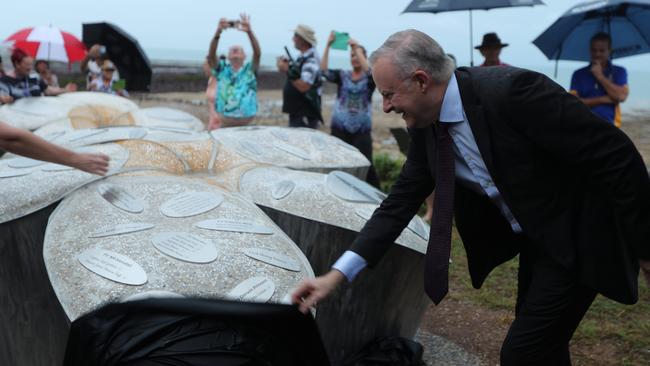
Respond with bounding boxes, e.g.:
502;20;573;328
350;66;650;304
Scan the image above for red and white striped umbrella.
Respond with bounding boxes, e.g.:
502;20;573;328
5;26;87;63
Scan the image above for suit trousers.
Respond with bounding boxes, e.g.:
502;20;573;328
500;237;597;366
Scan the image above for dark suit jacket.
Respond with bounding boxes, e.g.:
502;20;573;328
350;67;650;305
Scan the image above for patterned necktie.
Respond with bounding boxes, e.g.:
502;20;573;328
424;122;455;304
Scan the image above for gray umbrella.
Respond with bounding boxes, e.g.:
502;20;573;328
403;0;545;66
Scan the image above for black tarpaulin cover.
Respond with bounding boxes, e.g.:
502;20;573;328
63;298;330;366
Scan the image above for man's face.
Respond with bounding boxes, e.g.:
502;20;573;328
102;67;115;81
35;62;47;74
372;57;436;129
590;39;611;66
15;57;34;77
479;46;501;61
228;46;246;66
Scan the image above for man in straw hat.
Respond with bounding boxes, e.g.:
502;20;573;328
292;29;650;365
277;24;322;129
476;32;509;67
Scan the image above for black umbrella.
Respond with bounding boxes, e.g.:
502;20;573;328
403;0;545;66
82;22;152;92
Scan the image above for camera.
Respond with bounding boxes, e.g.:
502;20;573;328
227;20;239;28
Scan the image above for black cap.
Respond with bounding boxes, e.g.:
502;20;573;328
475;32;508;49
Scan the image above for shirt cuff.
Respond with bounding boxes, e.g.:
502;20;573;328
332;250;368;282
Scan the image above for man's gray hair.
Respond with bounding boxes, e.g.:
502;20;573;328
369;30;454;83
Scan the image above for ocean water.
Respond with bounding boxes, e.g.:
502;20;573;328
147;48;650;113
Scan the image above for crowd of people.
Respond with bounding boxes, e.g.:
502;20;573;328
0;19;647;366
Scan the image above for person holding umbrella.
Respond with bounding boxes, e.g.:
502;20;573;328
0;48;76;105
569;32;629;128
207;13;261;129
475;32;509;67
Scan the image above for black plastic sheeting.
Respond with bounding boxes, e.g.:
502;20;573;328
63;297;331;366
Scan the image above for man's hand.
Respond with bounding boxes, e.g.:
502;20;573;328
277;57;289;73
65;83;77;92
292;270;345;314
89;44;101;59
0;95;14;104
591;62;605;80
217;18;229;35
69;152;110;175
640;260;650;288
239;13;251;34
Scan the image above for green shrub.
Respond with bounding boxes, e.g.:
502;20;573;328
373;152;405;193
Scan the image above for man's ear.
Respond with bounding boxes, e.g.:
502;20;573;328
413;70;430;93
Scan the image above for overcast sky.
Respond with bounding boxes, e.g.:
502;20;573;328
2;0;648;72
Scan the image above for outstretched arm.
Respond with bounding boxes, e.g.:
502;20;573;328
292;270;345;314
0;121;109;175
208;19;228;69
320;31;335;71
239;14;261;73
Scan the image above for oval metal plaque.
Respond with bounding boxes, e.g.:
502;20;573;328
89;222;155;238
151;232;218;263
160;191;224;218
122;290;185;302
97;184;145;213
270;128;290;142
327;170;386;204
272;180;295;200
41;163;76;172
310;135;327;151
195;219;274;235
239;140;263;156
8;157;46;169
242;248;301;272
227;276;275;303
0;169;33;178
66;128;108;142
78;248;148;285
273;141;311;160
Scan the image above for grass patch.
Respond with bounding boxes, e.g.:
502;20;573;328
373;152;404;193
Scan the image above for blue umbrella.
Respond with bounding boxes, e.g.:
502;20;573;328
533;0;650;74
403;0;545;66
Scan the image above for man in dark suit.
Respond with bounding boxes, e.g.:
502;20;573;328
292;30;650;365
